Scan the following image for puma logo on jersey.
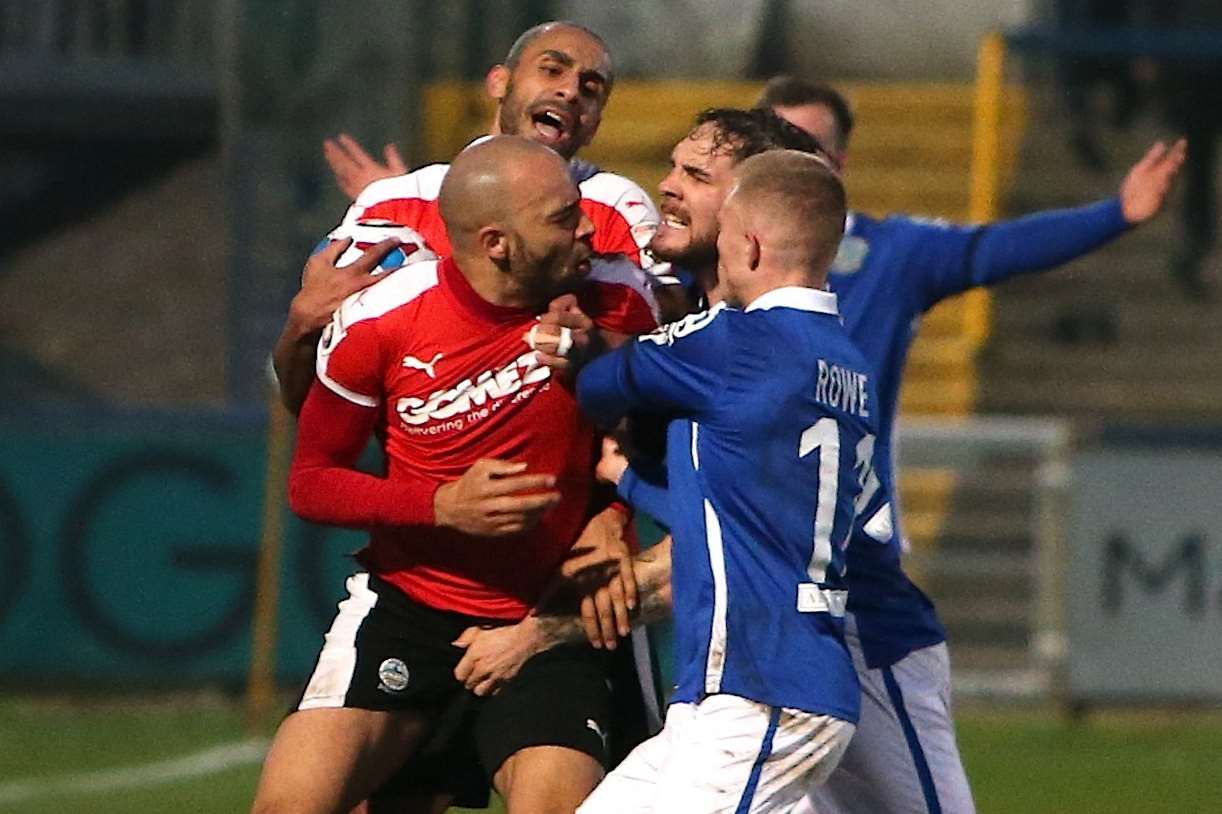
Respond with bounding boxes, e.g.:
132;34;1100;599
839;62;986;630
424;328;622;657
402;353;443;378
396;351;550;426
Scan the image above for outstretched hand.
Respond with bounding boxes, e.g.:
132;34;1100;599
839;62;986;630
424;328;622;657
323;133;407;199
1119;139;1187;225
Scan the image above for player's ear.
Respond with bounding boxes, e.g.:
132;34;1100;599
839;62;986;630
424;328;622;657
477;224;510;263
486;65;510;103
748;233;762;271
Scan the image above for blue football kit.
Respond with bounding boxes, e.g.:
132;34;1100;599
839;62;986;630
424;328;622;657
578;288;880;721
634;199;1130;669
826;199;1129;666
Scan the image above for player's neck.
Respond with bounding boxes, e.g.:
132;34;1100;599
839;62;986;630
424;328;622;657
453;253;538;311
692;261;724;306
737;268;828;308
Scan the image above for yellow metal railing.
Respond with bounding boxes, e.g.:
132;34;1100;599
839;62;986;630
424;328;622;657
964;31;1008;352
902;31;1019;576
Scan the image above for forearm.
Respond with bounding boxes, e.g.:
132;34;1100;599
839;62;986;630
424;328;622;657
272;316;321;415
289;382;438;527
576;351;635;428
618;465;672;526
531;537;674;649
273;290;333;415
969;198;1129;287
289;465;438;528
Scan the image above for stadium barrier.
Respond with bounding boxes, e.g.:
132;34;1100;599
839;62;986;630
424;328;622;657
1067;431;1222;706
0;410;1073;702
0;409;363;689
898;416;1072;700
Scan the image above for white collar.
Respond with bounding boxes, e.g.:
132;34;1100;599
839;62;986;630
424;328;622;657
463;135;494;151
744;286;839;315
844;211;857;235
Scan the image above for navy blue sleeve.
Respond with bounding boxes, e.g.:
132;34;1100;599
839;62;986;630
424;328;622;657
577;306;729;428
618;462;671;526
910;198;1130;310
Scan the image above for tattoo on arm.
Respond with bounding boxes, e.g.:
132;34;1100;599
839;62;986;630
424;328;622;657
630;543;674;626
532;538;674;648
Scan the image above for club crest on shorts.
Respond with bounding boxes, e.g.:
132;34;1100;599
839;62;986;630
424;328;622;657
377;658;411;693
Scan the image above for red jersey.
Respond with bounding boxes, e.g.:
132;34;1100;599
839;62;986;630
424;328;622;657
331;145;662;279
290;257;656;619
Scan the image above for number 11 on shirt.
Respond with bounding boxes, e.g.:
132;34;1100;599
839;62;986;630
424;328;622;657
799;419;877;584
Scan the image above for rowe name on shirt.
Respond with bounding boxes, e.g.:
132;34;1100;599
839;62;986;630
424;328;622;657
815;360;870;418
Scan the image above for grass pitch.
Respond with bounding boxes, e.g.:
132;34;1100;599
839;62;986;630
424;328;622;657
2;695;1219;813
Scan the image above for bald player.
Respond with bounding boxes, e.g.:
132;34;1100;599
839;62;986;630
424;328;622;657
251;137;649;814
573;150;880;814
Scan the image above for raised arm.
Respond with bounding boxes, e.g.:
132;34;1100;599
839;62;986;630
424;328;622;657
916;139;1186;307
323;133;406;200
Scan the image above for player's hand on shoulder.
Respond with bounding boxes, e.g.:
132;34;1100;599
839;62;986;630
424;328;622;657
526;294;602;375
561;505;637;649
1120;138;1187;224
323;132;406;200
290;236;403;333
433;458;561;537
452;619;547;696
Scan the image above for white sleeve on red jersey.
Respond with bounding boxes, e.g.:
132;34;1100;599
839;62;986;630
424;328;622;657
578;255;660;336
579;172;660;269
316;260;442;406
329;164;450;239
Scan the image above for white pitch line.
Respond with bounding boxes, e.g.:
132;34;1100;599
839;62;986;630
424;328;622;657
0;738;268;807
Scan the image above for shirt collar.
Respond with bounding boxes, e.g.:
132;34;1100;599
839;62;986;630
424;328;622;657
744;286;839;316
438;256;534;325
460;136;599;183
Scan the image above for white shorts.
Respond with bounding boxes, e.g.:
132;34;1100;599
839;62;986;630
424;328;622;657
796;617;976;814
577;693;854;814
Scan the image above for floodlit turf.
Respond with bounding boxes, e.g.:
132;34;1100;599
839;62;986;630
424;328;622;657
2;696;1220;813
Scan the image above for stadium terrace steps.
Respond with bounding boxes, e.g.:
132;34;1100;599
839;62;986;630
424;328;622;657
932;93;1222;683
980;92;1222;425
0;155;228;406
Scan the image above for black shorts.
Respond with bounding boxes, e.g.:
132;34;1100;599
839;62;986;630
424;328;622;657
296;573;614;808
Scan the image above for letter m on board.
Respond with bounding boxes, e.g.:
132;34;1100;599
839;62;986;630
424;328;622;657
1101;532;1206;617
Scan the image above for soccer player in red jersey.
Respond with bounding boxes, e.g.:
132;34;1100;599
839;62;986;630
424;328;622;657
250;137;643;814
266;23;664;795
